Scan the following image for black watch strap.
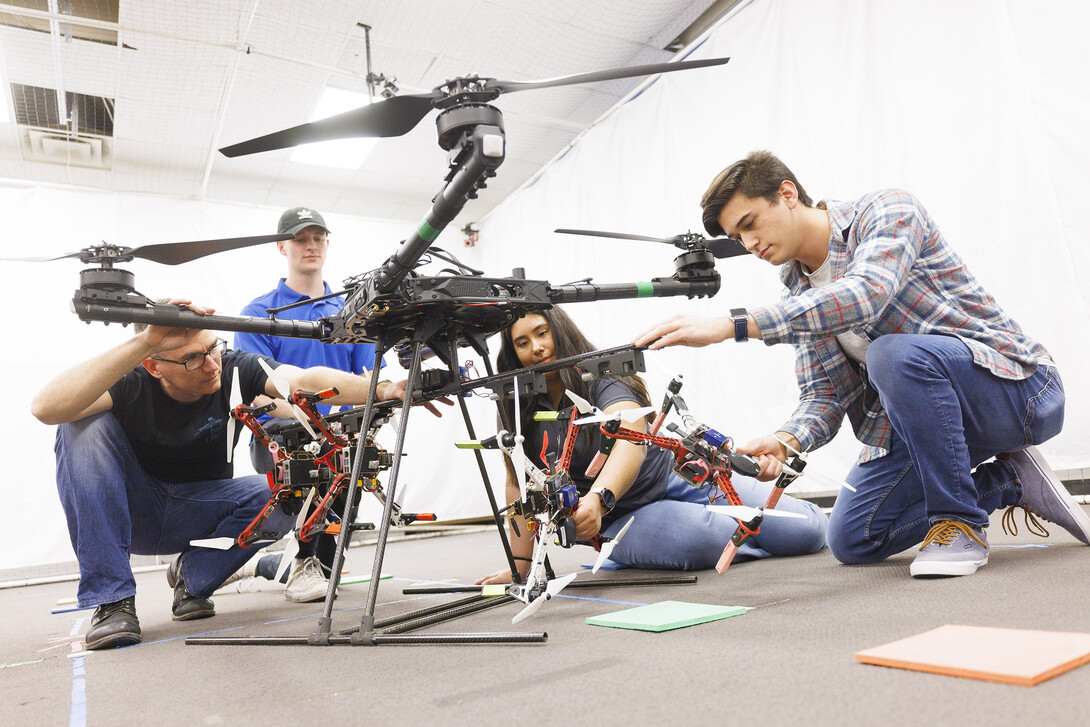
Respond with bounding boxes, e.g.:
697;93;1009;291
730;307;749;342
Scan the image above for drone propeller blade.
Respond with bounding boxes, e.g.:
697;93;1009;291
512;375;528;501
705;237;750;259
511;572;578;623
488;57;729;94
592;517;634;574
792;465;856;493
555;228;674;244
274;488;318;583
706;505;806;520
565;390;596;415
226;366;243;464
257;358;318;438
220;94;439;158
0;251;87;262
555;228;749;260
128;233;293;265
189;537;237;550
574;405;655;426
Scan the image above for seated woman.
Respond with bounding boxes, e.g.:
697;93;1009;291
477;306;828;585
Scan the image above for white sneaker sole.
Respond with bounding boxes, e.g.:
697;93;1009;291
1024;446;1090;544
910;555;988;578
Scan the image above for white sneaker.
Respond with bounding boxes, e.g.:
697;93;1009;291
216;552;262;593
284;555;331;603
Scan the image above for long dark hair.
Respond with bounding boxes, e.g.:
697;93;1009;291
496;306;651;472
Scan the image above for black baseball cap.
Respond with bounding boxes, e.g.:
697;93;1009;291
278;207;331;236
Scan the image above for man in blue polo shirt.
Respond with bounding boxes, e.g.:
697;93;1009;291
234;207;380;602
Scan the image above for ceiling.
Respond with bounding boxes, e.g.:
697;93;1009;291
0;0;734;227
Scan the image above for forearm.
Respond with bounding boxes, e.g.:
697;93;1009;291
32;336;154;424
288;366;394;404
504;469;534;577
591;439;644;500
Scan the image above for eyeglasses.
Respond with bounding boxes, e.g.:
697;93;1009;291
152;339;227;371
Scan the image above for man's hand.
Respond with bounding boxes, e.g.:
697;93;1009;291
735;435;790;481
376;378;454;417
633;314;733;350
572;495;605;540
141;299;215;354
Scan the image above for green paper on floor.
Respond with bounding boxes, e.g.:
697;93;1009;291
339;573;393;585
587;600;746;632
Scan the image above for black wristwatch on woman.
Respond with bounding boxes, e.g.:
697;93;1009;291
592;488;616;514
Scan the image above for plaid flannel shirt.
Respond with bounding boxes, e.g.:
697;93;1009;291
751;189;1051;463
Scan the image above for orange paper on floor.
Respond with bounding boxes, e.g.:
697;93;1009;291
855;624;1090;686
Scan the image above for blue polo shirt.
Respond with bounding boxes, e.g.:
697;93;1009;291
235;279;379;417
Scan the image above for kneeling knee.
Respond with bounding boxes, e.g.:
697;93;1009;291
826;520;884;565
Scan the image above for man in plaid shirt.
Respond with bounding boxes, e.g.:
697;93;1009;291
636;150;1089;577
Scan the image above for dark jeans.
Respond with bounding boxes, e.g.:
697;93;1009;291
56;412;292;607
827;334;1064;564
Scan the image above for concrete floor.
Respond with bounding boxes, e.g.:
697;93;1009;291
3;512;1090;726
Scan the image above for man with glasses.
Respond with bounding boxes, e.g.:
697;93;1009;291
32;300;409;650
233;207;382;602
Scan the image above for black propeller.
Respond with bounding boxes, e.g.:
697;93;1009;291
554;228;749;260
220;57;730;158
0;233;293;266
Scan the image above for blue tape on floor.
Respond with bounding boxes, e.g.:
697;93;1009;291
555;594;648;607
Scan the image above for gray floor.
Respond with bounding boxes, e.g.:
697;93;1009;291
3;511;1090;727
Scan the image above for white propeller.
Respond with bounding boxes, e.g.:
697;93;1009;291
573;405;656;426
772;434;856;493
706;504;807;521
512;572;578;623
565;390;596;415
226;366;243;464
592;517;634;573
257;358;318;438
511;374;528;501
274;487;317;583
189;537;236;550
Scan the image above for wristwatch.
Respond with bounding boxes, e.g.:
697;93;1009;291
592;488;616;514
730;308;749;343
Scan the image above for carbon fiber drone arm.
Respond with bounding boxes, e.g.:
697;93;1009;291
71;299;325;339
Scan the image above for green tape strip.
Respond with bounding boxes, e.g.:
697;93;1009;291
636;282;654;298
418;220;441;242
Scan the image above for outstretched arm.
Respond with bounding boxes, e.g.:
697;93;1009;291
31;300;214;425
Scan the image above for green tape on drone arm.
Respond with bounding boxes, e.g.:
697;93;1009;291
534;412;559;421
636;282;654;298
418;220;441;242
454;440;483;449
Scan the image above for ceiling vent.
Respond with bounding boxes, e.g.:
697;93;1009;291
0;0;120;46
21;127;110;169
11;82;114;136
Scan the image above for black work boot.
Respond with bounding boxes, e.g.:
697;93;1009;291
85;596;141;650
168;556;215;621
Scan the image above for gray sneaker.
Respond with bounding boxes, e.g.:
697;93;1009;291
910;520;989;578
1009;446;1090;545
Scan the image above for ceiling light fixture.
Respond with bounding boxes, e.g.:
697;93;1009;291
289;87;378;169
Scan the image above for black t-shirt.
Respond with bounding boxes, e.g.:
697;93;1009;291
526;377;671;526
107;349;276;482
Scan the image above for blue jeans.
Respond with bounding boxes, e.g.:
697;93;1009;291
55;412;292;607
600;472;828;570
827;334;1065;564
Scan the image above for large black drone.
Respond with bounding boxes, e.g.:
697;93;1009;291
15;56;749;646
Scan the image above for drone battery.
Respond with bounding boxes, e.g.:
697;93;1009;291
701;428;728;450
282;458;329;487
557;517;576;548
559;485;579;509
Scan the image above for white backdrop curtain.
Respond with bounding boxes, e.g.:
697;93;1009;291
4;0;1089;571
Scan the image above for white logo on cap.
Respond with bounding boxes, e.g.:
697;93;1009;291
296;209;315;220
